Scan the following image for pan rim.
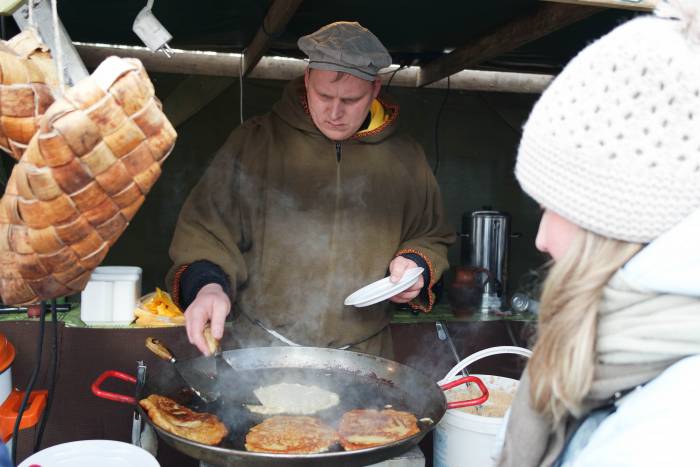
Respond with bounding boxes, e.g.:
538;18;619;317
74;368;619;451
138;346;447;463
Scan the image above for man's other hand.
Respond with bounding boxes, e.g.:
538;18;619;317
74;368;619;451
388;256;423;304
185;283;231;355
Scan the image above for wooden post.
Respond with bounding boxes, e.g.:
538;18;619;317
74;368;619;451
242;0;303;77
416;3;600;88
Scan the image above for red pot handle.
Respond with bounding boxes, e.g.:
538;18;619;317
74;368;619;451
91;370;137;405
440;375;490;409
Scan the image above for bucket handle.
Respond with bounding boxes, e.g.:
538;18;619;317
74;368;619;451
439;346;532;384
439;375;489;409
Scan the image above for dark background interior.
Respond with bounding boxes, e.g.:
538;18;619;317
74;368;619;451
0;1;643;299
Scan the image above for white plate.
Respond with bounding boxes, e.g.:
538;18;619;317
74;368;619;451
18;440;159;467
344;267;424;307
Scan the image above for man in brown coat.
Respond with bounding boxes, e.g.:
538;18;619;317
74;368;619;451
168;22;454;357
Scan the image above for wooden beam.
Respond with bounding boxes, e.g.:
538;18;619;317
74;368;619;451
75;43;307;80
542;0;658;11
74;43;554;93
385;67;553;93
416;3;600;87
242;0;303;77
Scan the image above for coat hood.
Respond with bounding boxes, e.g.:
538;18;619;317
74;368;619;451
272;76;400;143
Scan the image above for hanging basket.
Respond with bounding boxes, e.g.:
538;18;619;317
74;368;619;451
0;56;177;305
0;29;57;160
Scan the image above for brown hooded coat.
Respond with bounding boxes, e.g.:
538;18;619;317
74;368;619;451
168;77;454;356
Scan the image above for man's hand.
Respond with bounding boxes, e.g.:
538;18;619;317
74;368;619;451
184;283;231;355
388;256;424;303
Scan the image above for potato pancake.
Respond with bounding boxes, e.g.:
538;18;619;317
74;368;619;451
245;415;339;454
139;394;228;445
247;383;339;415
338;409;420;451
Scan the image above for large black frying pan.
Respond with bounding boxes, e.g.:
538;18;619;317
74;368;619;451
93;346;486;467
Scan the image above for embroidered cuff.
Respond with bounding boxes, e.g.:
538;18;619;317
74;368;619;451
399;252;430;295
395;248;436;313
174;260;231;309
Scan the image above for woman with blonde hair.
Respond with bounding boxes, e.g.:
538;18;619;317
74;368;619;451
497;1;700;465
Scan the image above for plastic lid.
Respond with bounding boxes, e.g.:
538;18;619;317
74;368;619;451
0;334;15;373
93;266;142;274
90;266;142;281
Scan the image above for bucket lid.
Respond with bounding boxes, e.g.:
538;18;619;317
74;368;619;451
0;334;15;373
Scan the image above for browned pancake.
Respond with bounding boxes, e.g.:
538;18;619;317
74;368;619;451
338;409;420;451
245;415;339;454
139;394;228;445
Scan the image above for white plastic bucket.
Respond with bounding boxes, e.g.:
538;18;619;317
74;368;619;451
434;346;531;467
81;266;142;326
0;337;12;454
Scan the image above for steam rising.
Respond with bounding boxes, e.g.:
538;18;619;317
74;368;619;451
181;140;445;438
222;156;393;350
402;323;483;383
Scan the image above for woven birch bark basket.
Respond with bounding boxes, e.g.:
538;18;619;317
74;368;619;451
0;29;57;160
0;55;177;305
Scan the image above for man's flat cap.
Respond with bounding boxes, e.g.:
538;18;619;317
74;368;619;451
298;21;392;81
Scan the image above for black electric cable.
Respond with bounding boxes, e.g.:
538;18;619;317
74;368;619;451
385;65;405;89
433;76;450;175
33;299;59;452
12;301;47;465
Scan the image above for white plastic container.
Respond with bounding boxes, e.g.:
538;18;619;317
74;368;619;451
434;346;531;467
81;266;142;326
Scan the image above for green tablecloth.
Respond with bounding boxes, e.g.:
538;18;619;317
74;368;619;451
0;302;535;327
392;302;535;323
0;305;85;326
0;305;146;328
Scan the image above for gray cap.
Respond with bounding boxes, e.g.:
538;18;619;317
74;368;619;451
297;21;392;81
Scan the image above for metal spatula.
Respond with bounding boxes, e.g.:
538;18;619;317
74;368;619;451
203;326;261;405
203;326;226;372
145;336;220;403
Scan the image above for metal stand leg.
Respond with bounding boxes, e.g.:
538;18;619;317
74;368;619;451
12;0;88;86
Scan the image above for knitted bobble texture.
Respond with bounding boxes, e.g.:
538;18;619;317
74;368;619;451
515;7;700;243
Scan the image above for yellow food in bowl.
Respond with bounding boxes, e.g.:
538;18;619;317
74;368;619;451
134;288;185;327
144;288;182;316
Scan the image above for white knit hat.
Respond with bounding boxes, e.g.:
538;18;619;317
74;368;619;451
516;1;700;243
